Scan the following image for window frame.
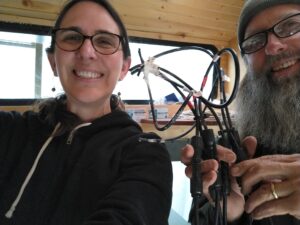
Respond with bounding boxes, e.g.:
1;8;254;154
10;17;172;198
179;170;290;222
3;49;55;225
0;21;219;106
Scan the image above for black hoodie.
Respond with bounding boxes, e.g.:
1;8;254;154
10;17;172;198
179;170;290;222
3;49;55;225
0;109;172;225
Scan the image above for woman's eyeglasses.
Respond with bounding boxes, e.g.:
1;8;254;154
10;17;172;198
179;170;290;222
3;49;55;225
240;13;300;54
53;28;123;55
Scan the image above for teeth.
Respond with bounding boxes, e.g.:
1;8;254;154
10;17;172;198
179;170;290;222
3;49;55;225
273;59;297;72
76;71;102;78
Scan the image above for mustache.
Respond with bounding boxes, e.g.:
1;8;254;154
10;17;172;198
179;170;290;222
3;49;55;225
265;50;300;68
249;50;300;83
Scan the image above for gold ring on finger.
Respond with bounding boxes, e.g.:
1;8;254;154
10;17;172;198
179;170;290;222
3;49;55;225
271;182;279;199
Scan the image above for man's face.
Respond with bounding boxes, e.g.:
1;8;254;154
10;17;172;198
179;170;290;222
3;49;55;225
244;4;300;84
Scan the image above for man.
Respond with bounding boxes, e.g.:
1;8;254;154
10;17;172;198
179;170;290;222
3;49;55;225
181;0;300;224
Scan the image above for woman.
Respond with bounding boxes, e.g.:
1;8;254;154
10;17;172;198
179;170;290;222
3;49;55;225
0;0;173;224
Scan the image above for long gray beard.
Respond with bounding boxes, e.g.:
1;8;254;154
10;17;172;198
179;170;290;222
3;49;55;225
234;68;300;155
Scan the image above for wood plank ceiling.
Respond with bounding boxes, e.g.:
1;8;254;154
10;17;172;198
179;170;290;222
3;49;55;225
0;0;244;49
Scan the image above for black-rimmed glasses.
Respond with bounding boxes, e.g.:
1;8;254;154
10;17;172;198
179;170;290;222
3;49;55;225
240;13;300;54
53;28;123;55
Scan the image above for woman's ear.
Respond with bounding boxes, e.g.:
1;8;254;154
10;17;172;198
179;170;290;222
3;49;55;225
119;57;131;81
47;53;57;76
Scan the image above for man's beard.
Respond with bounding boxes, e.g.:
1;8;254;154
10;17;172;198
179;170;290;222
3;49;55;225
234;56;300;155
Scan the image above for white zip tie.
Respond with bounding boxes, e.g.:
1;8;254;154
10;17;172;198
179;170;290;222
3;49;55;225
143;57;159;79
213;54;220;62
183;86;192;92
222;73;231;82
192;90;202;98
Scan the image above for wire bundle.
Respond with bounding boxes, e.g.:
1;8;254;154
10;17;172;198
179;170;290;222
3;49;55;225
130;46;244;225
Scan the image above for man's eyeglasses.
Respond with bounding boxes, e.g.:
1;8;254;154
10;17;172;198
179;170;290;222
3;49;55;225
53;28;123;55
240;13;300;54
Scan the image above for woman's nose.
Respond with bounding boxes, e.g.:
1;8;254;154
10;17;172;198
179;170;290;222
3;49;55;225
77;38;97;59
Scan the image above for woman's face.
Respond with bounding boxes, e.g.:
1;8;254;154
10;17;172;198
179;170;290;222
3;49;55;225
48;1;131;115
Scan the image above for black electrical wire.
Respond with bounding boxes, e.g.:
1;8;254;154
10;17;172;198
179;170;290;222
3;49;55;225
130;46;241;225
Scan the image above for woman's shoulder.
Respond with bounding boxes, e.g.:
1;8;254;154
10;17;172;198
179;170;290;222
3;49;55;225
0;110;36;121
0;109;42;126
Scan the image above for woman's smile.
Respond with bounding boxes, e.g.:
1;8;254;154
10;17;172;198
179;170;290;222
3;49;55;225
74;70;104;79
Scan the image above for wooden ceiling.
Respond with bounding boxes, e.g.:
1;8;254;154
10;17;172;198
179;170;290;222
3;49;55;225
0;0;244;49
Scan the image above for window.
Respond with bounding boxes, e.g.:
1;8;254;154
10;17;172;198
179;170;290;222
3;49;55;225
0;23;217;105
0;31;62;100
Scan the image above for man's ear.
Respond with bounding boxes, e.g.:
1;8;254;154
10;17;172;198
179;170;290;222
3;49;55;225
119;57;131;81
47;53;57;76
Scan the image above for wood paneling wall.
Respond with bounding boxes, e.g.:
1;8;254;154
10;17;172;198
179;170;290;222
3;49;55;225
0;0;243;48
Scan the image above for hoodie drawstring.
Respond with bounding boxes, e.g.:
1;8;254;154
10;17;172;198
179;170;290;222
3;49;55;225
66;122;91;145
5;123;61;219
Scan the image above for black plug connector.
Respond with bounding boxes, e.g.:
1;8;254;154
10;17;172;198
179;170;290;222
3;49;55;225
190;135;204;197
202;129;222;202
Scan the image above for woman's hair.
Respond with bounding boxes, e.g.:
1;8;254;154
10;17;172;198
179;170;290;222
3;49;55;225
35;94;80;135
35;93;123;135
34;94;125;135
41;1;129;131
46;0;131;59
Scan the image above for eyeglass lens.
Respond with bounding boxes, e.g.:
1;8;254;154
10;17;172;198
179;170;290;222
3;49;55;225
55;29;121;55
241;13;300;54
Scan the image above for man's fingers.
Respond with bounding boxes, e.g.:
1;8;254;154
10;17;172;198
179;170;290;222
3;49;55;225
250;193;300;220
181;144;237;165
245;179;300;215
257;153;300;163
242;136;257;159
181;144;194;165
245;182;278;213
232;155;300;195
216;145;237;163
185;159;219;178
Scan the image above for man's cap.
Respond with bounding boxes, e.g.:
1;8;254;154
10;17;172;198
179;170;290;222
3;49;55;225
238;0;300;46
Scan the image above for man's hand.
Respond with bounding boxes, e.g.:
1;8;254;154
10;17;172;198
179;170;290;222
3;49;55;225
232;153;300;220
181;143;244;222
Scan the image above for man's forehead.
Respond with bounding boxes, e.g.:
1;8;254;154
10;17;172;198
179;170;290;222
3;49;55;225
245;4;300;36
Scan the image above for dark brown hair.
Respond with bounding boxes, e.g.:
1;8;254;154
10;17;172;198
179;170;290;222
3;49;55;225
46;0;131;59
